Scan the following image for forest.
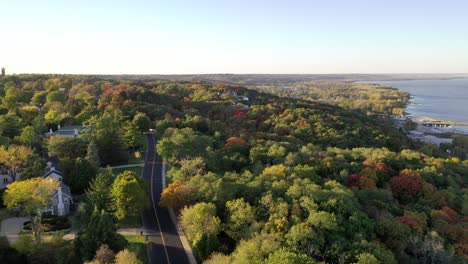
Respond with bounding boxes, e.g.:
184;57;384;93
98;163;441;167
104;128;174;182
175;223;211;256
0;74;466;264
253;81;410;116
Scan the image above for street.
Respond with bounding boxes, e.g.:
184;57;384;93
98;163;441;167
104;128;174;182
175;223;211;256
142;133;190;264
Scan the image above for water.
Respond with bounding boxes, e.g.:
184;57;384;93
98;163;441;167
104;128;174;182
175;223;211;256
365;79;468;134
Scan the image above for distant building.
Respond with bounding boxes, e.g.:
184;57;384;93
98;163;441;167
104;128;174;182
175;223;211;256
47;125;84;138
0;166;21;190
1;67;5;77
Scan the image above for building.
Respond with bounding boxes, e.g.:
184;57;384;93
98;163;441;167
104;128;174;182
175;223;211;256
1;67;5;77
47;125;84;138
0;166;20;190
42;162;72;216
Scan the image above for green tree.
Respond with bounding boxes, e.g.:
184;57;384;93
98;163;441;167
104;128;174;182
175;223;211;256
48;136;87;159
264;249;316;264
87;169;115;212
85;140;101;167
3;178;59;243
157;128;213;162
77;207;125;261
354;253;380;264
179;202;221;244
83;112;128;165
15;126;40;146
46;91;67;104
111;171;148;220
31;91;48;106
61;158;98;194
225;198;256;240
132;112;151;132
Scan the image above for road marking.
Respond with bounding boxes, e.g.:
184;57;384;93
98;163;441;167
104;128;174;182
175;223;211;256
149;134;171;264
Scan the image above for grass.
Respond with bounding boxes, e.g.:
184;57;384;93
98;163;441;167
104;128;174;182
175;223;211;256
111;166;143;176
124;235;148;264
128;134;148;164
118;216;142;229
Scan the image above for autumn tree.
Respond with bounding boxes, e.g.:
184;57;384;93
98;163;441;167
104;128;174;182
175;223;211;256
115;249;141;264
159;181;195;208
0;145;32;181
3;177;59;243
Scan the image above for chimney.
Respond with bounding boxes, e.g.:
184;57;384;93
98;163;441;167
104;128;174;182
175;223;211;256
58;124;61;130
49;128;53;134
0;68;4;77
74;128;78;136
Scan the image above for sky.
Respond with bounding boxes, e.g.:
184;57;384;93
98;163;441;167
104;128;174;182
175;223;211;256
1;0;467;74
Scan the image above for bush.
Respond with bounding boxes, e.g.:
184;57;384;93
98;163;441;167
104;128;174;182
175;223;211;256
23;216;70;232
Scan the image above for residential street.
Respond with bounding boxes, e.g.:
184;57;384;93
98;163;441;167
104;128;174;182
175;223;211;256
142;133;190;264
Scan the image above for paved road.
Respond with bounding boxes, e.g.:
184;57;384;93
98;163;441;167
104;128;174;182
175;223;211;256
142;133;190;264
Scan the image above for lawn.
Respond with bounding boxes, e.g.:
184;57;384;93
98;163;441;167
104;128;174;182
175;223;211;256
118;216;142;229
124;235;148;264
128;134;148;164
110;166;143;176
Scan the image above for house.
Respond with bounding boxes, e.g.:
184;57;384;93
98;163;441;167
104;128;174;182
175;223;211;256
0;166;19;190
47;125;84;138
42;162;72;216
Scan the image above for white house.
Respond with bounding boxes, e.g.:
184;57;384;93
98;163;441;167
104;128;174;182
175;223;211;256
0;166;19;190
42;162;72;216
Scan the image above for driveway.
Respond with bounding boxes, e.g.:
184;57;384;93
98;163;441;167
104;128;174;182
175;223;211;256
0;217;30;243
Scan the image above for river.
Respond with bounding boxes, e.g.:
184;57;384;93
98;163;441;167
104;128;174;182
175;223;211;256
365;78;468;134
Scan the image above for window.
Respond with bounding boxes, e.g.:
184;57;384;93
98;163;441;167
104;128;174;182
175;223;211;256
3;178;8;183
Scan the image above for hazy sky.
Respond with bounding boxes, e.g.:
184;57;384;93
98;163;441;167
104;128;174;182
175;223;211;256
1;0;467;74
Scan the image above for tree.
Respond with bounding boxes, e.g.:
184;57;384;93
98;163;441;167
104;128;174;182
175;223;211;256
123;122;140;150
132;112;151;132
179;202;221;244
159;181;195;208
46;91;67;104
86;140;101;167
83;112;128;165
0;114;22;138
225;198;256;240
157;128;213;162
15;126;40;146
61;158;98;194
231;233;281;263
0;145;32;181
193;233;220;262
390;170;422;202
115;249;141;264
47;136;87;159
264;249;316;264
87;169;115;212
3;178;59;243
77;207;126;261
111;171;148;220
354;253;379;264
31;91;48;106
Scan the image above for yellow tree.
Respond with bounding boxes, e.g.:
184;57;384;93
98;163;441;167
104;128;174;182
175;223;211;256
0;145;32;181
3;177;59;243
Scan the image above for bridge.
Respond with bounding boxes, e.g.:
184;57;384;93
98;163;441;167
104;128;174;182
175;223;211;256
421;121;468;127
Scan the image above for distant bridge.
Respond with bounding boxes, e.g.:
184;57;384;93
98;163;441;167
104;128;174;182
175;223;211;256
421;121;468;127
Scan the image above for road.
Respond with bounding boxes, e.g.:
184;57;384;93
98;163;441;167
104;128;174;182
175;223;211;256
142;133;190;264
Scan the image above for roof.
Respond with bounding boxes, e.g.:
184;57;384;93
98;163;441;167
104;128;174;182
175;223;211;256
43;169;63;178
